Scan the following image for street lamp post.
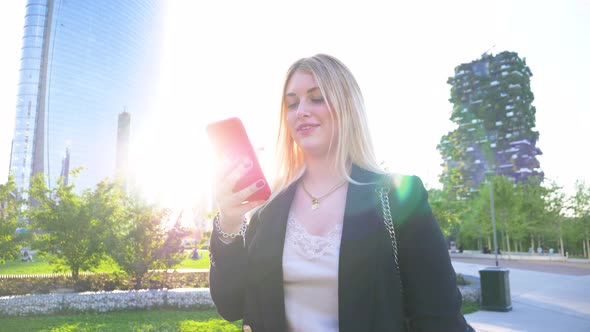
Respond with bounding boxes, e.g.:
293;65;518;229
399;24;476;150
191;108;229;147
488;175;499;267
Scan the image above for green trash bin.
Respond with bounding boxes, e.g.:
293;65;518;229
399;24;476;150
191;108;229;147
479;267;512;312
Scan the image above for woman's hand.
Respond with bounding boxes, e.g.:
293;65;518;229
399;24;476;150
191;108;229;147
214;157;267;234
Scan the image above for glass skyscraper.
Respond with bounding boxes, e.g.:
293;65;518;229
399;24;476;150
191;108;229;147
10;0;163;193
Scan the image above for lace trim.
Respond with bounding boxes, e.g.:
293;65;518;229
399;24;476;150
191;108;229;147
285;213;343;260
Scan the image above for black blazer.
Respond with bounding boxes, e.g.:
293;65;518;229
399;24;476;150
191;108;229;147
210;165;470;332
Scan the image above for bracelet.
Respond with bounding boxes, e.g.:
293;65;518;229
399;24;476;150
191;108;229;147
214;213;247;239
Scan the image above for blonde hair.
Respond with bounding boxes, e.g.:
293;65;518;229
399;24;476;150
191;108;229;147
266;54;383;203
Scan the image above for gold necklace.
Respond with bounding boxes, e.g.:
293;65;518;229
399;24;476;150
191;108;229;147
301;179;347;210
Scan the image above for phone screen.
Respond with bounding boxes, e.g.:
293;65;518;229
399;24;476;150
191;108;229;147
206;117;271;203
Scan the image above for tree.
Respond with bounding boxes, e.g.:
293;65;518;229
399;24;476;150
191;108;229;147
570;181;590;258
543;180;567;255
458;192;492;249
429;187;469;241
27;172;124;279
0;176;22;263
106;192;171;286
510;177;547;252
463;176;514;252
156;211;190;270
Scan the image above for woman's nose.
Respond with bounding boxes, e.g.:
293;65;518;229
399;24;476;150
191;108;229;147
296;100;311;118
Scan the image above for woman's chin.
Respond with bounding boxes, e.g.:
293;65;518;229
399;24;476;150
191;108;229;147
299;144;331;158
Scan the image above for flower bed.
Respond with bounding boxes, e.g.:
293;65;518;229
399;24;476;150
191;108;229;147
0;288;214;317
0;285;480;317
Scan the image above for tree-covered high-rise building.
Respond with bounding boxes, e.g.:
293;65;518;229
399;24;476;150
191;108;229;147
438;51;543;197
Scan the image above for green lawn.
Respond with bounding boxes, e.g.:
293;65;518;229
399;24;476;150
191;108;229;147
0;257;53;274
1;302;479;331
461;300;479;315
177;250;210;269
0;309;241;332
0;251;210;275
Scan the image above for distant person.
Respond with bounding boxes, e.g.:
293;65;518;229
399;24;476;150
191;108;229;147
483;246;491;254
537;246;543;255
208;54;472;331
22;251;32;262
190;249;199;260
459;243;464;253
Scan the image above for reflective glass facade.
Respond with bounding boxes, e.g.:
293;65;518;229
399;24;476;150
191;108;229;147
10;0;163;192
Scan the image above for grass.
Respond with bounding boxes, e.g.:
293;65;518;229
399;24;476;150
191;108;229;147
1;301;479;331
461;300;480;315
0;309;242;332
456;273;472;286
0;251;211;275
1;302;479;331
176;250;210;269
0;257;53;274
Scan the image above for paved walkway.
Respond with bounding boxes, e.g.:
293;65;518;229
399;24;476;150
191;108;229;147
453;260;590;332
453;256;590;276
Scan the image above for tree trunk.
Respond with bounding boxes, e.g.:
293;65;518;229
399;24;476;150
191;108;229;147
583;240;587;258
513;240;516;253
530;234;535;253
559;220;564;256
505;229;511;254
586;230;590;258
488;236;492;251
560;236;565;256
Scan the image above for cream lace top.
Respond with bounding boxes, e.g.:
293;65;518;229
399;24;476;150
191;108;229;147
282;212;343;332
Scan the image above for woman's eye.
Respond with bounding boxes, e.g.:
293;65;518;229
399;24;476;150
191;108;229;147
287;102;299;110
311;97;324;104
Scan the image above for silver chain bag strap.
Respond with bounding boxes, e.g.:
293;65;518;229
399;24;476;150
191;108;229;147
377;186;404;296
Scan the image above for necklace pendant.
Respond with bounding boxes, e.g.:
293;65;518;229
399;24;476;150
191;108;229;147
311;199;319;210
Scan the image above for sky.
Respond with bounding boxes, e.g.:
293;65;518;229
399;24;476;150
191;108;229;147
1;0;589;207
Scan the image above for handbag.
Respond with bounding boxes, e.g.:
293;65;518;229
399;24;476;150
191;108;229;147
377;178;476;332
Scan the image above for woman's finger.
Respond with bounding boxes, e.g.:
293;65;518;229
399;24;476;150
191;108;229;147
234;178;266;204
217;157;253;195
214;153;241;182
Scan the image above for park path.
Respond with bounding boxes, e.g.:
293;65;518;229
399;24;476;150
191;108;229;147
452;256;590;276
452;259;590;332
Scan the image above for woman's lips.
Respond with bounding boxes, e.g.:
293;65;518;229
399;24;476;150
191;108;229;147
297;123;319;135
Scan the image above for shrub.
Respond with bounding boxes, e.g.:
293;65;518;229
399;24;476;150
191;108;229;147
456;273;472;286
0;271;210;296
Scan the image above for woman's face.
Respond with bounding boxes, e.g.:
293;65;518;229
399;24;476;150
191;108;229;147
285;70;336;157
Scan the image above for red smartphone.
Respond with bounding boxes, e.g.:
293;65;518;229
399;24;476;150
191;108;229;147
206;117;271;203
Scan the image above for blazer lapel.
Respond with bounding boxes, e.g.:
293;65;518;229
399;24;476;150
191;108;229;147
339;166;384;332
248;183;296;332
249;167;385;332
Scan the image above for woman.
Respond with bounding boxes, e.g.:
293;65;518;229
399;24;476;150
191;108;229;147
210;54;471;331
